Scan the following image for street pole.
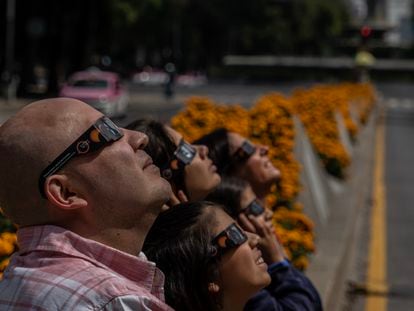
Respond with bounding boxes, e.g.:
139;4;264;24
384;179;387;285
4;0;16;104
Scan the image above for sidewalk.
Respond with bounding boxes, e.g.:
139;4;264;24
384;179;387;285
305;104;380;310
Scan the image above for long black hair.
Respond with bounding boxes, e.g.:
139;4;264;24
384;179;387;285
143;201;223;311
126;119;187;195
193;128;233;175
206;177;249;218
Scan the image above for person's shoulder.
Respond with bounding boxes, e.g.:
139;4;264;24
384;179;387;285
0;258;164;310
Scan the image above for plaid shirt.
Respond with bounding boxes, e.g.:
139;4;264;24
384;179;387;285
0;225;174;310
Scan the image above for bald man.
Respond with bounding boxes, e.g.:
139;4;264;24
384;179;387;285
0;98;173;310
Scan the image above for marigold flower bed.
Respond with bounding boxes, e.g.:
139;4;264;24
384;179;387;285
0;212;17;278
291;83;376;178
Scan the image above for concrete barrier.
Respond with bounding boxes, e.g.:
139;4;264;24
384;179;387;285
349;102;361;127
335;111;354;157
294;117;331;229
293;113;354;231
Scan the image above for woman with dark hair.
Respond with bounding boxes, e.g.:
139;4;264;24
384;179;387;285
194;128;280;203
207;177;285;264
208;177;323;310
207;177;267;218
126;119;221;204
143;201;271;311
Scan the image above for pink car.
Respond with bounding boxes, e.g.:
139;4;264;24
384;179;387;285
59;70;128;117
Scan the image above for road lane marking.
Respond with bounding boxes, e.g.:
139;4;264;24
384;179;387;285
365;112;388;311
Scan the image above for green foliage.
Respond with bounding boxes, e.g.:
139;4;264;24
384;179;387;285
15;0;351;78
100;0;351;67
291;0;350;54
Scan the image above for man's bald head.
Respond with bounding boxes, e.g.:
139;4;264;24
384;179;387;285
0;98;102;226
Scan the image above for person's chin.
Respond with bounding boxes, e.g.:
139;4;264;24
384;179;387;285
250;273;271;293
265;171;281;182
262;273;271;287
212;172;221;185
153;178;173;204
255;265;271;287
204;175;221;195
152;193;172;215
263;164;280;178
161;179;173;197
145;163;162;175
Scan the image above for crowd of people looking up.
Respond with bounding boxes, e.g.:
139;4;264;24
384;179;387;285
0;98;322;310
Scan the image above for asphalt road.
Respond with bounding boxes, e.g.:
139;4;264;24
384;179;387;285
344;95;414;311
384;101;414;310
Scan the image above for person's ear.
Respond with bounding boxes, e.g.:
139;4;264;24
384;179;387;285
44;174;87;210
208;282;220;293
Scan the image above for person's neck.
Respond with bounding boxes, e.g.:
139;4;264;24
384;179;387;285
254;188;270;206
53;205;161;256
221;295;246;311
250;180;271;200
62;220;150;256
86;227;147;255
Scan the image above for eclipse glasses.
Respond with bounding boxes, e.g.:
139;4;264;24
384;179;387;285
38;116;123;198
162;139;196;179
211;223;248;256
233;140;256;162
242;199;265;217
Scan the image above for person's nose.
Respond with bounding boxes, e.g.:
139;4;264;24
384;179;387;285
274;166;282;180
264;208;273;221
124;129;149;150
246;232;260;248
259;145;269;156
195;144;209;159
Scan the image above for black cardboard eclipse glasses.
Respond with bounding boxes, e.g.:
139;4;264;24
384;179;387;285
174;139;197;166
38;116;123;198
162;139;196;179
242;199;265;217
211;223;248;256
233;140;256;162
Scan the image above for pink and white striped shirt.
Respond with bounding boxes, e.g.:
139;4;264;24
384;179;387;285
0;225;174;310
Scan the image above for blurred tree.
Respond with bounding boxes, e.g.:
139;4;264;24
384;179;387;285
291;0;350;55
100;0;350;70
3;0;350;93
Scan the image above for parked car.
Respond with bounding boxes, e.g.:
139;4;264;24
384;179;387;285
59;69;128;117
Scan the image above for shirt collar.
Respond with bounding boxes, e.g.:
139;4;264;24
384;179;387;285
17;225;165;297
